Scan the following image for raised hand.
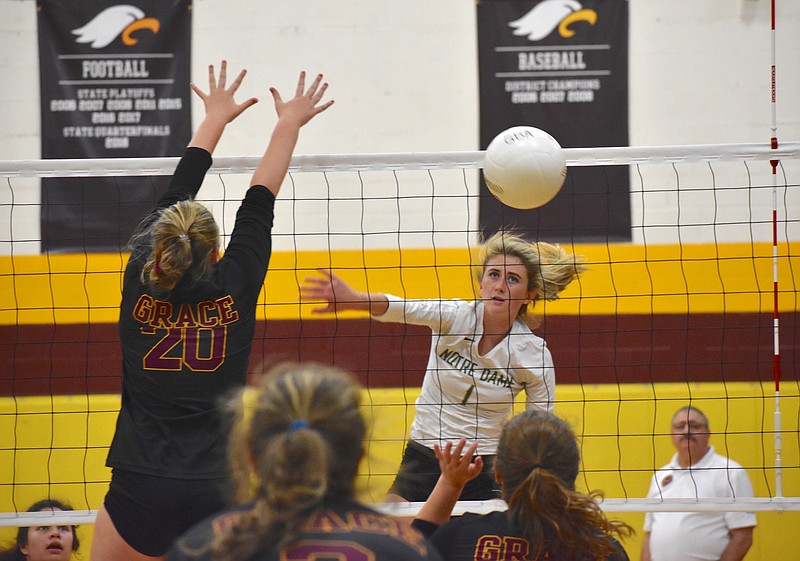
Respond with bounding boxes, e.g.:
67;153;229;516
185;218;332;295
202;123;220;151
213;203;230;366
188;60;258;153
270;71;334;128
434;439;483;490
299;269;362;314
190;60;259;125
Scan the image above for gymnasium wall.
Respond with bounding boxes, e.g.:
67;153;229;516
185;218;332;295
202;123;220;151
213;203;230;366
1;0;800;254
2;2;800;561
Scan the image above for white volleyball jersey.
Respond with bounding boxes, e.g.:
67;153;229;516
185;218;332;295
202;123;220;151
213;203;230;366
374;295;555;455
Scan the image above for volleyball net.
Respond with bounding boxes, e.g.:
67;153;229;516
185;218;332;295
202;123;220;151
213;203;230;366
1;142;799;530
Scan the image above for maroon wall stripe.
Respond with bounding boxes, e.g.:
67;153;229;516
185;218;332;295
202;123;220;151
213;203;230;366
2;313;796;396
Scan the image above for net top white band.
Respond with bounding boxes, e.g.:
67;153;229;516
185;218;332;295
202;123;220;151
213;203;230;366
1;141;798;178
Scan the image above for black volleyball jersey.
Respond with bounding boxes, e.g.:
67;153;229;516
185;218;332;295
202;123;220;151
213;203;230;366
107;147;276;479
167;499;443;561
421;510;629;561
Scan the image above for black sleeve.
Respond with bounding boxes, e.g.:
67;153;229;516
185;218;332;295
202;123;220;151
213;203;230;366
411;519;441;539
156;147;213;211
220;185;276;289
128;147;213;256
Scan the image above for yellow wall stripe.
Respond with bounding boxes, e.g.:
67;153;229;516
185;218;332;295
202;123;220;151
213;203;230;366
1;243;797;325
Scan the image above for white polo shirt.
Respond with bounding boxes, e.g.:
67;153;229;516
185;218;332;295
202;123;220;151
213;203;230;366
374;295;555;455
643;446;757;561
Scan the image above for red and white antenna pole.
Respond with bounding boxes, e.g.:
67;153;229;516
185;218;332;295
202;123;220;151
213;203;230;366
769;0;783;499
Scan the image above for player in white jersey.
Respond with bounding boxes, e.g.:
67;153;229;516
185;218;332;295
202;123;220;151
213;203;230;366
300;231;586;500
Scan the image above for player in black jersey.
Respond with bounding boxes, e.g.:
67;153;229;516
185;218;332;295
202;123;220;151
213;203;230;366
166;362;442;561
91;62;333;561
413;410;634;561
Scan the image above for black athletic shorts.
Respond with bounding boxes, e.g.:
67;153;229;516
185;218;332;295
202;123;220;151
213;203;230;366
104;468;228;556
388;440;500;502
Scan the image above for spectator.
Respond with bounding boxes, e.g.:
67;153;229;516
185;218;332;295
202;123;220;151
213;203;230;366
0;499;79;561
641;406;756;561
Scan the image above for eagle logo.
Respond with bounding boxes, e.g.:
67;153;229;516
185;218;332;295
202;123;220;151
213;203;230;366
72;5;160;49
509;0;597;41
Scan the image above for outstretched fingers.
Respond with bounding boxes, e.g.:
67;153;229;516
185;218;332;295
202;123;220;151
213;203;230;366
229;68;248;94
189;82;206;101
216;59;228;90
305;73;323;97
207;62;218;91
295;70;307;97
435;439;483;485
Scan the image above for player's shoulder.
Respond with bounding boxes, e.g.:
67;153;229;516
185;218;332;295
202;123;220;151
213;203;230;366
438;509;508;535
306;502;441;561
509;321;549;354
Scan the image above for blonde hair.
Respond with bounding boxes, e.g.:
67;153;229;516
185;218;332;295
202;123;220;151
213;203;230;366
215;362;366;561
496;410;634;560
476;231;587;325
133;200;219;295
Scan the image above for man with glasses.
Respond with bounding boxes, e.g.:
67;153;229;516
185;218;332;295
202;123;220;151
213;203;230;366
640;406;756;561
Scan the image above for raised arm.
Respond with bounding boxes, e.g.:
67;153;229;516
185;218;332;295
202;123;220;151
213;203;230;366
188;60;259;154
251;72;334;197
299;268;390;316
414;439;483;527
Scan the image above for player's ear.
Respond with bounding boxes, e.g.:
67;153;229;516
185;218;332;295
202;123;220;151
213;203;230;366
494;466;503;485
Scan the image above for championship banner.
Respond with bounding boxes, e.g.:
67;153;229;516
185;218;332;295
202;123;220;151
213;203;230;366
37;0;192;252
477;0;630;242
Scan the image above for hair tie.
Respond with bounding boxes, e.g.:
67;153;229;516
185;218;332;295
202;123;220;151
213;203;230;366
177;234;190;243
288;419;309;432
529;463;546;471
154;262;162;272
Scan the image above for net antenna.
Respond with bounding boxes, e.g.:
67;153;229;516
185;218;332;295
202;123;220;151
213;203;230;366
770;0;783;499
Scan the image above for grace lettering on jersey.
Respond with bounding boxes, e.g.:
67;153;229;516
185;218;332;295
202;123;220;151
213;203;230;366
133;294;237;372
132;294;239;327
475;535;530;561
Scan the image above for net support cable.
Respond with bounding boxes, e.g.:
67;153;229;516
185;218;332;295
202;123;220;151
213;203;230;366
4;497;800;527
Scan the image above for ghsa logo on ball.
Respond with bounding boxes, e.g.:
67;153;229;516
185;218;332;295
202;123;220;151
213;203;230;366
483;126;567;209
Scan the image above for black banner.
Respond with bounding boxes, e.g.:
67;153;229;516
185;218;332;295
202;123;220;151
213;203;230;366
477;0;630;242
37;0;192;252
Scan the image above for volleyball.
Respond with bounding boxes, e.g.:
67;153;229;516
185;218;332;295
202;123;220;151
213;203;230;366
483;126;567;209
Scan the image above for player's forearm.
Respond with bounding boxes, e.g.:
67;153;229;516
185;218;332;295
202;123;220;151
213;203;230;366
251;118;301;196
415;476;463;527
188;115;229;154
336;291;389;316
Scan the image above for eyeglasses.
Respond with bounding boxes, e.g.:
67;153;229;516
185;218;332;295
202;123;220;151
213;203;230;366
672;421;708;431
